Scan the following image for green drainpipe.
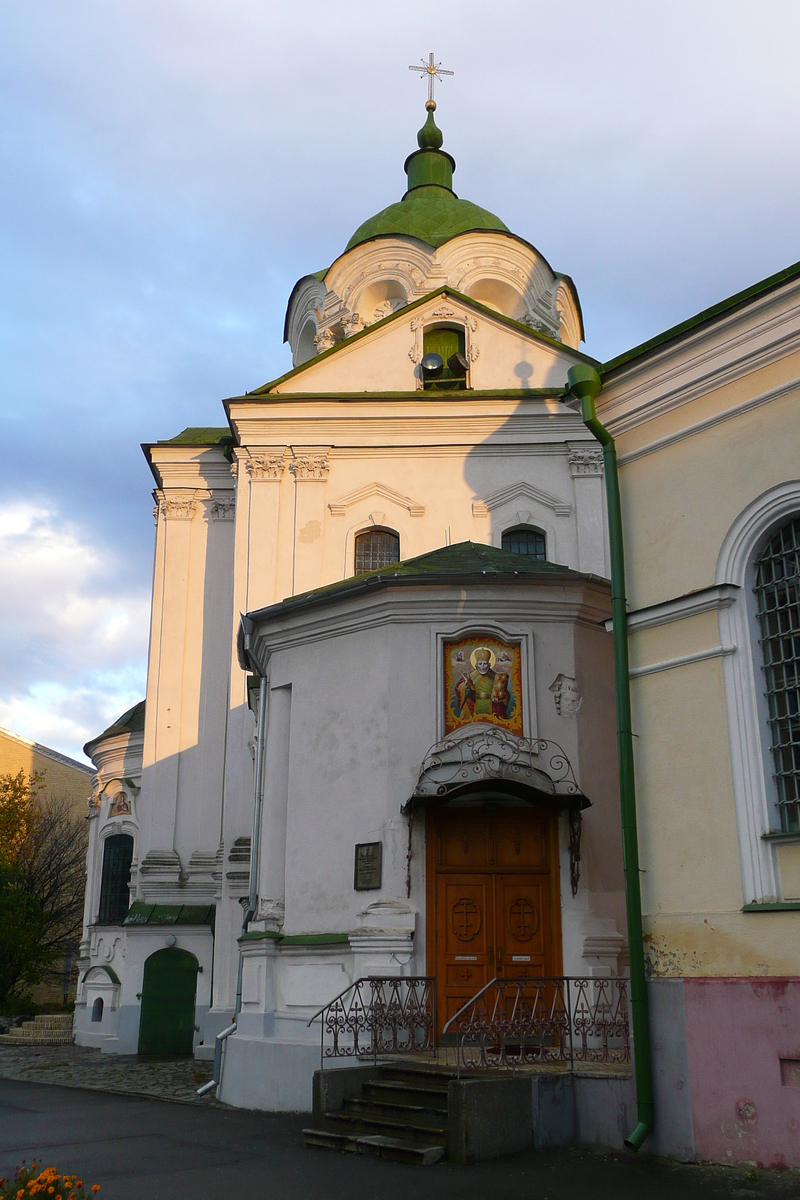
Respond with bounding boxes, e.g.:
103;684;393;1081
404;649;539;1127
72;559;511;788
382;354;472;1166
567;363;654;1151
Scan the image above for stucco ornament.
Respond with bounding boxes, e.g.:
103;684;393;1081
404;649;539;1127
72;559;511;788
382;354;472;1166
409;723;584;805
290;454;330;481
549;674;583;717
209;496;236;520
568;448;604;477
157;493;197;520
314;328;336;354
247;455;286;481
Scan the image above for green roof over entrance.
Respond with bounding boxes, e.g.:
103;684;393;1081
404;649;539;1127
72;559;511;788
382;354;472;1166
246;541;591;625
345;105;509;252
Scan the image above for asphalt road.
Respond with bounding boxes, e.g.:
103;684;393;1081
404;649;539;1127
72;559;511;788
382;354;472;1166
2;1078;799;1200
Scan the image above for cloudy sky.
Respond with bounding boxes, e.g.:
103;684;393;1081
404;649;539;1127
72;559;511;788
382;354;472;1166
1;1;798;764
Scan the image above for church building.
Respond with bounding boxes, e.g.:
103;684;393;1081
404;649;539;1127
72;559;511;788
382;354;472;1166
74;82;800;1168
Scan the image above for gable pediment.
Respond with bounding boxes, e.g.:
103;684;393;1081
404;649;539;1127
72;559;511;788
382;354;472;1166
328;481;425;518
267;289;592;396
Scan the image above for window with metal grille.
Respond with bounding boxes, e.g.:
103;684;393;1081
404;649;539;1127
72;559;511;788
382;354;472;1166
354;529;400;573
502;526;547;560
98;834;133;923
755;516;800;833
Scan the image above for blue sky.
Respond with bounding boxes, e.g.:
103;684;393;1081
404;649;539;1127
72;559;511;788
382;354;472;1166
1;0;799;763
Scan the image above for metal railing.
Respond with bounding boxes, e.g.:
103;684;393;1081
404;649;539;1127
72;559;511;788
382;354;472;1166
308;976;436;1069
441;976;630;1075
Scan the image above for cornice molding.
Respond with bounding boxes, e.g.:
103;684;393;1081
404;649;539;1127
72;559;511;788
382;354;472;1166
617;376;800;466
604;583;740;633
600;285;800;438
629;643;735;680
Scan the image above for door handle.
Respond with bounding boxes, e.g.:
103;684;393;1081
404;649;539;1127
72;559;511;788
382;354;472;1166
497;947;503;970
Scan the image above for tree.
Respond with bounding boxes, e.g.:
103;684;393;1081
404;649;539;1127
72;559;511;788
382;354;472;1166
0;772;88;1009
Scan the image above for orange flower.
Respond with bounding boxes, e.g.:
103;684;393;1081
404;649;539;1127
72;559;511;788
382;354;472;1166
91;1188;101;1195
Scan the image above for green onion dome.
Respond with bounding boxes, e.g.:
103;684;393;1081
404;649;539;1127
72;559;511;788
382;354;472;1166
345;104;509;252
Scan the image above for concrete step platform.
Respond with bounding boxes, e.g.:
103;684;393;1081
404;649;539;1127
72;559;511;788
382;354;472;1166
344;1097;448;1131
365;1079;451;1109
302;1128;445;1166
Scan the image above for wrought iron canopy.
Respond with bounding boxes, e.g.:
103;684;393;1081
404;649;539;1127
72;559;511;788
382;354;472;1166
405;723;589;811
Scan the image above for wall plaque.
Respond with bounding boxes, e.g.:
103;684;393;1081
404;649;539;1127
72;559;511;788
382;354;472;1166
354;842;382;891
444;635;523;736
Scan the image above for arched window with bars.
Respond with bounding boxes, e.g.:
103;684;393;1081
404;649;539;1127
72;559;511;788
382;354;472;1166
501;525;547;561
754;516;800;833
354;528;400;574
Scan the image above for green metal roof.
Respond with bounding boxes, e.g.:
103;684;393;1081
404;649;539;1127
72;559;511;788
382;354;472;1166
602;257;800;376
84;700;145;758
245;541;594;626
156;427;232;447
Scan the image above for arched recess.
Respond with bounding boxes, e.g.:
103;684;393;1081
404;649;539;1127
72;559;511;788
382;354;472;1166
716;481;800;902
296;319;318;365
138;947;199;1056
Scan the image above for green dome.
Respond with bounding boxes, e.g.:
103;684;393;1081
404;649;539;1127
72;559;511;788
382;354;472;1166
345;105;509;252
346;190;509;252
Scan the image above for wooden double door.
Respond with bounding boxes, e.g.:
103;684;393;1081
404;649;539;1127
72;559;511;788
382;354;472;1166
427;807;562;1033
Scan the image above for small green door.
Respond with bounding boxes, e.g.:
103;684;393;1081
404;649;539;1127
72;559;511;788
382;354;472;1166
138;947;198;1056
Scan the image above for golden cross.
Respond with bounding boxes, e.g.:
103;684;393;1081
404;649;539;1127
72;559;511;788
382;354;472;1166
409;52;454;108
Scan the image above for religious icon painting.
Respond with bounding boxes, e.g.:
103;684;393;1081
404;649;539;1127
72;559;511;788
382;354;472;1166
444;635;523;736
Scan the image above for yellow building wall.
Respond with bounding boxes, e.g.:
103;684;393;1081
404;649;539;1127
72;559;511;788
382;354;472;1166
0;727;92;1007
605;346;800;978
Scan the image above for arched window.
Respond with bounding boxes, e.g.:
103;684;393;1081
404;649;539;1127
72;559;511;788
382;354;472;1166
98;833;133;924
754;516;800;833
502;526;547;561
354;528;400;574
91;997;104;1023
422;325;467;390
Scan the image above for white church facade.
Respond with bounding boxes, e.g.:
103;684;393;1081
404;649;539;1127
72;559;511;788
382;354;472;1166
74;93;800;1167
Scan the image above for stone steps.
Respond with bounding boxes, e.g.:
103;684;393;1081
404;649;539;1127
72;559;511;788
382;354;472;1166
303;1063;450;1165
0;1014;74;1046
302;1128;445;1166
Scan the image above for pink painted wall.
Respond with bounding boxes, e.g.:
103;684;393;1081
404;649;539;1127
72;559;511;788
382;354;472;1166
684;977;800;1169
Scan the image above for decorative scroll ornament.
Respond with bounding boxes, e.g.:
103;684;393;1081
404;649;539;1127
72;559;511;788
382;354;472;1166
408;723;585;806
568;448;604;477
209;496;235;520
247;454;286;481
290;454;330;481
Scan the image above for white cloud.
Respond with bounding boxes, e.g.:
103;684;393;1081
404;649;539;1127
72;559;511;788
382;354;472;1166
0;502;149;763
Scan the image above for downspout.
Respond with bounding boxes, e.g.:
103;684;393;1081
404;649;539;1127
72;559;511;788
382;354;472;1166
566;363;654;1150
197;617;270;1098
